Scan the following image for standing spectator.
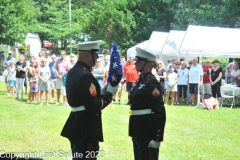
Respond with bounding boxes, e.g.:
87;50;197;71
38;51;43;58
188;58;203;106
49;54;57;102
56;50;69;105
103;55;110;86
165;65;178;106
226;61;234;84
15;54;27;100
187;60;193;70
92;58;105;89
3;64;10;96
29;69;38;103
69;53;76;69
210;59;222;103
166;57;177;72
121;56;127;92
124;54;139;105
174;61;181;104
180;57;185;63
8;63;16;96
202;59;213;99
156;60;166;99
177;61;189;105
26;59;36;102
62;68;69;106
45;50;52;65
38;57;51;105
3;51;16;68
230;62;240;83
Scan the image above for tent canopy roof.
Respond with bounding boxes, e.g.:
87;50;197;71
179;25;240;58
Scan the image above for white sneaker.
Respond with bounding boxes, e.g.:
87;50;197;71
56;102;60;105
7;93;10;96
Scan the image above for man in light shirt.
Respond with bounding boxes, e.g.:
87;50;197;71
188;58;203;106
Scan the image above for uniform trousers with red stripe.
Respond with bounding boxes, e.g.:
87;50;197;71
68;138;99;160
132;138;159;160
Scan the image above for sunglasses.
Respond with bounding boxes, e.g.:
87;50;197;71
189;63;192;64
97;61;101;63
61;54;65;56
176;64;180;65
214;61;219;63
52;57;56;59
129;57;134;58
206;62;210;63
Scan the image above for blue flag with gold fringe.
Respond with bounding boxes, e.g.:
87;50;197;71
107;42;123;87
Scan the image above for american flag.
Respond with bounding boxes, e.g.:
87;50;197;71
107;42;123;87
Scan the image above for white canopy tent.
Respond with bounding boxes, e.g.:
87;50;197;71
126;40;149;61
126;31;169;64
161;30;186;57
179;25;240;58
146;31;169;56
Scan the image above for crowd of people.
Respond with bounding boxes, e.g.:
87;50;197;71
156;57;240;107
3;50;74;106
3;49;240;108
2;49;139;106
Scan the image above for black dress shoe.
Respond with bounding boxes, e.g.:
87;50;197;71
126;102;130;105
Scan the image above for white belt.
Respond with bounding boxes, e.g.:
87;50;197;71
130;109;152;116
71;106;85;112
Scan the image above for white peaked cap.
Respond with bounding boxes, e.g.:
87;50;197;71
135;47;157;61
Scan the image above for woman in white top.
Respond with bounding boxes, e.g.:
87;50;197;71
38;57;51;105
230;62;240;83
165;65;178;106
177;61;189;105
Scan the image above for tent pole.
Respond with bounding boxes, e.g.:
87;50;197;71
197;53;202;107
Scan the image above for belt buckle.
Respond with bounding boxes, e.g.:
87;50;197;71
129;110;132;116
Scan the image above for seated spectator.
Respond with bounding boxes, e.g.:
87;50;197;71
226;61;234;84
230;62;240;84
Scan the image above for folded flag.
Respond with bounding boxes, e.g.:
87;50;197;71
107;42;123;87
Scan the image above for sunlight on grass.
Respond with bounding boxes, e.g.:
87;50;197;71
0;82;240;160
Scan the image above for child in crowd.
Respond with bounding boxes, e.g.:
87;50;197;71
165;65;178;106
62;68;69;106
29;70;38;103
3;65;10;96
8;63;16;96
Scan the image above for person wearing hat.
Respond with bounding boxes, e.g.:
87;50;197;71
61;40;118;159
128;47;166;160
210;59;223;103
3;51;17;68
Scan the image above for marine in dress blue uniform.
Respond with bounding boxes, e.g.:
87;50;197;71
61;40;118;160
129;47;166;160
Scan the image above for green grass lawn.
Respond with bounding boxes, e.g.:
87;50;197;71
0;82;240;160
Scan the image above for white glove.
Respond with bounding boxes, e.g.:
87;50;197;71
106;83;119;95
148;140;160;148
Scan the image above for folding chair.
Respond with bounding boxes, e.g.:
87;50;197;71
220;85;235;109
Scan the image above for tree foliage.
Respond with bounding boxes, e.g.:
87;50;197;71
1;0;240;55
0;0;38;45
